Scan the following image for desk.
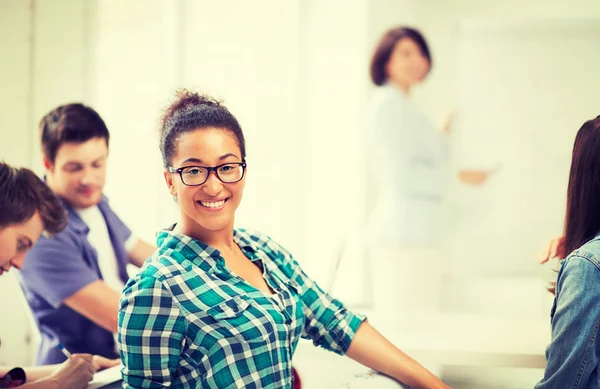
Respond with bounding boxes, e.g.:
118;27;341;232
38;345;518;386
293;341;411;388
92;382;122;389
292;312;550;388
367;312;550;369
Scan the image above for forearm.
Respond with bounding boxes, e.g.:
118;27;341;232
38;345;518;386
22;365;58;382
64;280;121;333
128;240;157;267
1;365;58;389
19;375;59;389
346;321;450;389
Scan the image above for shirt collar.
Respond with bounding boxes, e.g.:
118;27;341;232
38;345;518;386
155;227;266;272
62;195;110;234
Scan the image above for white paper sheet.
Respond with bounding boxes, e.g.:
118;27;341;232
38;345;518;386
87;364;123;389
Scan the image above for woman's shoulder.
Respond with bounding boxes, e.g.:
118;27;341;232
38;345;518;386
369;84;407;111
128;250;193;288
559;239;600;285
567;237;600;270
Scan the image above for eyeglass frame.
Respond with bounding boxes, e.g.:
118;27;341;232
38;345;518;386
167;161;247;186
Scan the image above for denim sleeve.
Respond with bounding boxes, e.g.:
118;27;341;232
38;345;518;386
535;255;600;389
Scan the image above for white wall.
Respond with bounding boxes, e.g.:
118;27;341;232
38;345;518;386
0;0;92;366
0;0;33;168
407;0;600;314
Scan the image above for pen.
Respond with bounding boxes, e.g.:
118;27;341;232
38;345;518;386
57;343;72;359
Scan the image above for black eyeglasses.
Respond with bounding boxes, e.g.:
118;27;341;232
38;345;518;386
168;162;247;186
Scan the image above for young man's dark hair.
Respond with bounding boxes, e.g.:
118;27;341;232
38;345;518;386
40;103;110;163
0;162;66;233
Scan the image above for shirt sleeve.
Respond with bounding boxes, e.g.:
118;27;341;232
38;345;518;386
118;274;187;389
265;236;366;355
124;235;140;253
535;255;600;389
20;232;99;307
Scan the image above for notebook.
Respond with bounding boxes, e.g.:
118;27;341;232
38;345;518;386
88;364;123;389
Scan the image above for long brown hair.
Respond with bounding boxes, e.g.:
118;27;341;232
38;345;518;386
550;116;600;293
564;116;600;255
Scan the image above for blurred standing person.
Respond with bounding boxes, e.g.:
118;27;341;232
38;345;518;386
366;26;487;314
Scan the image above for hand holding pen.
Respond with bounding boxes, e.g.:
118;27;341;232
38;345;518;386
48;344;96;389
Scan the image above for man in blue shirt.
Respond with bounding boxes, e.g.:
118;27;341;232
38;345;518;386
17;103;156;365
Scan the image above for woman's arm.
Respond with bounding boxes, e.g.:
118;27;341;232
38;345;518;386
2;356;118;387
346;321;450;389
20;365;57;382
263;235;451;388
20;354;95;389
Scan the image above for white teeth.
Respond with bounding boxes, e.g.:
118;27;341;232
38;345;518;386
199;200;225;208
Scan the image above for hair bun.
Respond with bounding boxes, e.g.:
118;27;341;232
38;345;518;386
161;90;222;129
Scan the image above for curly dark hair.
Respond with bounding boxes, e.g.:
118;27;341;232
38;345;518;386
159;90;246;168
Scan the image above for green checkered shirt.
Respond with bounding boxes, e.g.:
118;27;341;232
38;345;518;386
118;228;365;388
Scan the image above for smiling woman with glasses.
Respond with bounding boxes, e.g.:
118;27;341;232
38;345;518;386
117;90;451;389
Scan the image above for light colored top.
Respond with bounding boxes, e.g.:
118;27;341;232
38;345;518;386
366;83;450;247
76;205;136;292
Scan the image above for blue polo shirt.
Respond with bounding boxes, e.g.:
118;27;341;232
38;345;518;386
17;196;132;365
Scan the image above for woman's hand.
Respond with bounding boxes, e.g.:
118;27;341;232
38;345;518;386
458;170;489;186
48;354;96;389
439;110;456;135
92;355;121;371
538;236;565;264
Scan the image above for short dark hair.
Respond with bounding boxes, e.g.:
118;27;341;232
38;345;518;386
159;90;246;168
40;103;110;163
0;162;66;234
370;26;432;86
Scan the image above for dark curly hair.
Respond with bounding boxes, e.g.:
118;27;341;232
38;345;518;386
159;90;246;168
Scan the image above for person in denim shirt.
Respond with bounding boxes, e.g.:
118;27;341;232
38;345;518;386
536;115;600;388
